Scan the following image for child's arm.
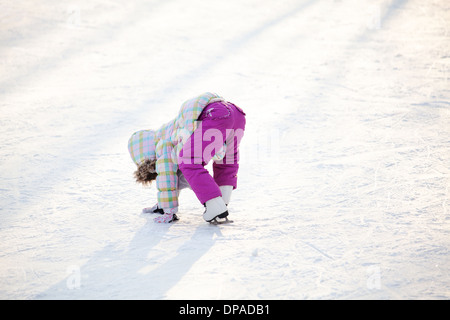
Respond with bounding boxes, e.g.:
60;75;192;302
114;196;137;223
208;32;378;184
155;140;179;213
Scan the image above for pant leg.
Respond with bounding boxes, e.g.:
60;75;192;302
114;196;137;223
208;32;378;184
178;102;234;204
213;103;246;188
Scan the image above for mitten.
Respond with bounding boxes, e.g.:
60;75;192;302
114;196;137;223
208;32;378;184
154;208;179;223
142;203;164;214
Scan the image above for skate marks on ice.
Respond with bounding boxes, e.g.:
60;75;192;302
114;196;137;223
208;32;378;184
1;0;450;300
241;0;449;298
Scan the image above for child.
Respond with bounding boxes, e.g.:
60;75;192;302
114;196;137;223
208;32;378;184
128;92;246;223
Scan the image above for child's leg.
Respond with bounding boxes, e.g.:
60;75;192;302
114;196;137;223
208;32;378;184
213;103;246;189
178;102;234;205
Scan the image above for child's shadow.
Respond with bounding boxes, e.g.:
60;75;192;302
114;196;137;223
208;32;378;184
37;216;222;299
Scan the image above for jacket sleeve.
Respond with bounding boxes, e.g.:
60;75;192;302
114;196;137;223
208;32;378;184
155;140;179;212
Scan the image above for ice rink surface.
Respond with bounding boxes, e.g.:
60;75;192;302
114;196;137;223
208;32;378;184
0;0;449;299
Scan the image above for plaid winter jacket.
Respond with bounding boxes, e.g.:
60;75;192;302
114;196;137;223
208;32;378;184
128;92;224;211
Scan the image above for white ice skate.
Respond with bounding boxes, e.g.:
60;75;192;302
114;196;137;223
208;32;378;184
203;196;230;224
219;185;233;206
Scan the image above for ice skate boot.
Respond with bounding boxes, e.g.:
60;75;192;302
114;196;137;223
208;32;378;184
203;196;229;223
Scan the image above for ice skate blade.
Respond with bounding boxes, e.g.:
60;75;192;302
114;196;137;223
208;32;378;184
209;217;234;225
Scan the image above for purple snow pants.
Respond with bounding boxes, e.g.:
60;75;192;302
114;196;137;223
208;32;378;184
178;101;246;204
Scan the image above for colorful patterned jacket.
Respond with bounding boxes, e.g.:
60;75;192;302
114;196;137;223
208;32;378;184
128;92;224;211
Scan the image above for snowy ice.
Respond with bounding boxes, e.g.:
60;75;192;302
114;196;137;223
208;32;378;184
0;0;449;299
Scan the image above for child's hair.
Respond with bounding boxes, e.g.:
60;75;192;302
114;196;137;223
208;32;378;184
134;158;157;185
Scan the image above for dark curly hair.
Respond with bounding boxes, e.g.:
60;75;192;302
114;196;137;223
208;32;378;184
134;158;157;185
